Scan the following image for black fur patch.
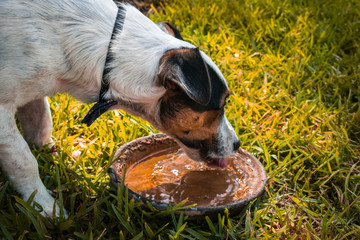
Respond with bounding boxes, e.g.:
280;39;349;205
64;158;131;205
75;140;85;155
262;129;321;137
156;22;184;40
204;63;228;110
176;135;219;159
159;47;228;114
177;137;206;149
159;48;212;105
163;22;183;40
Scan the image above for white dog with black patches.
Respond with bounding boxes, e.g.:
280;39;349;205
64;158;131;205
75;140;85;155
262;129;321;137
0;0;240;217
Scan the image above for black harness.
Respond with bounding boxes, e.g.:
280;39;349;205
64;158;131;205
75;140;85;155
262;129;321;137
82;6;125;126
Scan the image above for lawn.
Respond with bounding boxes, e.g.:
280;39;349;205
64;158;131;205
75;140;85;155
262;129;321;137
1;0;359;239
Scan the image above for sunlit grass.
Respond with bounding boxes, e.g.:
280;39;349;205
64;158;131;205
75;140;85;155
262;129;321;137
1;0;359;239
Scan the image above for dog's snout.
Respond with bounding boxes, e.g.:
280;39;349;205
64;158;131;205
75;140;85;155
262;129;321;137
233;139;240;151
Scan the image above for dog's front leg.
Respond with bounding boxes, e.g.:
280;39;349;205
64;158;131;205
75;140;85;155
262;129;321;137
0;106;65;217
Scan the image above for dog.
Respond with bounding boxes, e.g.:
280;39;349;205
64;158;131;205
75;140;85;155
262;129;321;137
0;0;240;217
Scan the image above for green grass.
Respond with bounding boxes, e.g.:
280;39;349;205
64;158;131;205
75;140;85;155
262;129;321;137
1;0;360;239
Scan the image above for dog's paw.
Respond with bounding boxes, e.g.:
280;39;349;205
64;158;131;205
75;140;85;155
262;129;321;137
39;202;68;219
29;188;68;218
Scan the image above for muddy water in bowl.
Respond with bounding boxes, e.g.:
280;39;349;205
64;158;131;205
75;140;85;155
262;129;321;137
125;149;255;206
109;134;267;218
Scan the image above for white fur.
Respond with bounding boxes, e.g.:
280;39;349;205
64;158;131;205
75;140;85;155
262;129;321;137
0;0;119;217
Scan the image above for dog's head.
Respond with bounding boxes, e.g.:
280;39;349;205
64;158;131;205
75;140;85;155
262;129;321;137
155;47;239;167
153;23;240;167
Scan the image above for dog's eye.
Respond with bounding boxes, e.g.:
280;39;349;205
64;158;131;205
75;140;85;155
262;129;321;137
183;130;191;134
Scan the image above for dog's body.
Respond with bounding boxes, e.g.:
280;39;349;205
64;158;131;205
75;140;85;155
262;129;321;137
0;0;239;216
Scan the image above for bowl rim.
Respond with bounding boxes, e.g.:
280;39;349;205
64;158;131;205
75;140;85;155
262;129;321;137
108;133;267;216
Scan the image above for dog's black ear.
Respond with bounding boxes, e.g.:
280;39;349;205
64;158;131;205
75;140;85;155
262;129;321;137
158;48;211;105
156;22;183;40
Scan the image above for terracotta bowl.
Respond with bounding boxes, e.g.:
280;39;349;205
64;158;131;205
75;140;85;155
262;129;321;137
108;133;267;219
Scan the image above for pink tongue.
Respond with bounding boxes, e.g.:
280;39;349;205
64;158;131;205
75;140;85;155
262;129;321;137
207;158;228;168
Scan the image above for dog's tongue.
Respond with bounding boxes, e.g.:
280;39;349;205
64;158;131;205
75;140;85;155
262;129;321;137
207;158;228;168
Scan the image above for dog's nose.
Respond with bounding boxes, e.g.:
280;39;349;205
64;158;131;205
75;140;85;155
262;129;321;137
233;139;240;151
